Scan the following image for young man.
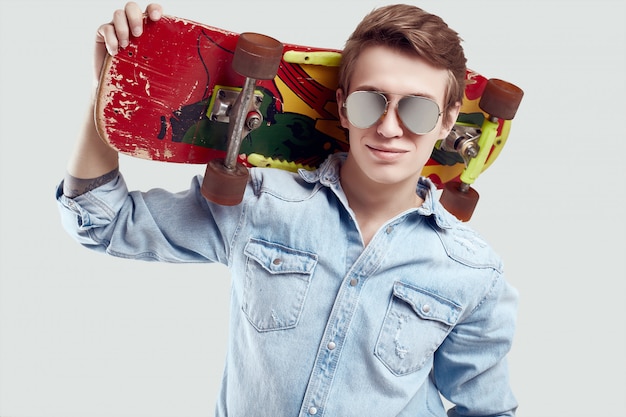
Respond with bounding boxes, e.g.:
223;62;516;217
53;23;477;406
57;2;519;416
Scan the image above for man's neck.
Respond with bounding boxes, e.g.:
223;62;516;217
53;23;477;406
339;157;423;246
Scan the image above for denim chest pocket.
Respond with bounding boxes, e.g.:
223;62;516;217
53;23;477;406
242;238;318;332
375;282;462;376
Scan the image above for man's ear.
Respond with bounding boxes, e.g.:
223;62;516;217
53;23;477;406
336;88;350;129
440;101;461;138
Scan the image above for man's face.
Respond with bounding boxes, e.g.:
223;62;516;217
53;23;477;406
337;45;459;188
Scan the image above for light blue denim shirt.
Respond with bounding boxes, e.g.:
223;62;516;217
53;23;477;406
56;153;518;417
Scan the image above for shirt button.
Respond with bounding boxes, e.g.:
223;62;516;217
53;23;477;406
327;341;336;350
386;225;394;234
272;258;282;266
349;278;358;286
422;304;431;314
309;406;318;415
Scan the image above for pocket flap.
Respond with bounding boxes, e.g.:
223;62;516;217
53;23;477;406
244;238;318;275
392;282;461;325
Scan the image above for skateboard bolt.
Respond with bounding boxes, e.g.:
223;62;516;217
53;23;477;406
246;111;263;130
464;142;479;159
458;182;471;193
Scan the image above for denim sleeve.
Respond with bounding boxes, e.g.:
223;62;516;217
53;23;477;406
56;173;243;265
435;271;519;417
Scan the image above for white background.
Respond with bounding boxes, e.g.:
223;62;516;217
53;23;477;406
1;0;624;416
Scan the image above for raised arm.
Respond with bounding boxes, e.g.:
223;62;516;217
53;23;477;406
64;2;163;197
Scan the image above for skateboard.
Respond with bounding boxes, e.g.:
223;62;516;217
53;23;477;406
95;15;523;219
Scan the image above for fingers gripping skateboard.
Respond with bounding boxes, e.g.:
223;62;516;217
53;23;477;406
201;33;284;206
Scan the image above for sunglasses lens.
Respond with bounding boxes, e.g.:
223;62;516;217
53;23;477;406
345;91;387;129
398;96;441;134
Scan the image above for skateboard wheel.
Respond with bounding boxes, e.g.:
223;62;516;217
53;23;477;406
201;158;249;206
232;32;284;80
479;79;524;120
440;182;480;222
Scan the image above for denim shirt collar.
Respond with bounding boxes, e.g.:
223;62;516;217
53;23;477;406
298;153;454;230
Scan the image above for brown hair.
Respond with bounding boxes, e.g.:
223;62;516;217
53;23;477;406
338;4;467;126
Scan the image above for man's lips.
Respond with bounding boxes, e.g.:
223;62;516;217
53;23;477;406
366;145;408;161
366;145;407;154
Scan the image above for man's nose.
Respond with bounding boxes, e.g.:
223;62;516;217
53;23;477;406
376;106;404;138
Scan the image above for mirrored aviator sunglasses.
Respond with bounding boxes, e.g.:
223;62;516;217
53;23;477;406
343;90;442;135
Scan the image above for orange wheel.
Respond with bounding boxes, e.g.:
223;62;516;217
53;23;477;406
232;32;284;80
479;78;524;120
440;182;480;222
201;158;249;206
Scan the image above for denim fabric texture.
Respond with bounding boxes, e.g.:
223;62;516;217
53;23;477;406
57;153;518;417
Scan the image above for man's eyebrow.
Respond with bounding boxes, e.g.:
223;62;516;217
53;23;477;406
353;85;377;91
353;85;439;100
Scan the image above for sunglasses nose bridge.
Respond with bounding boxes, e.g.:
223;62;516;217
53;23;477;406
373;94;393;121
371;92;390;121
377;96;406;135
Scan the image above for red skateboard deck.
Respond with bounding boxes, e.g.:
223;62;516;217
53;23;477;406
95;15;523;218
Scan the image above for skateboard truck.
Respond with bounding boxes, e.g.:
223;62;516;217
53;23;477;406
440;79;524;221
441;124;482;163
208;87;265;124
201;33;284;205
